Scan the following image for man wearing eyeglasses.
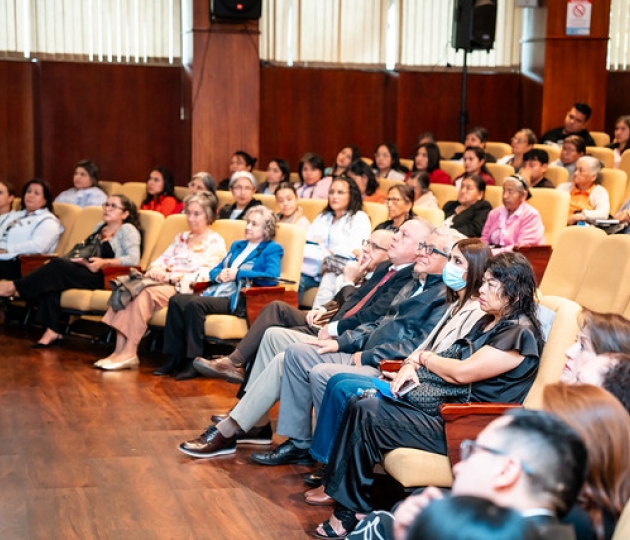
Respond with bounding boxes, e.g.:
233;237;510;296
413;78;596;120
179;219;433;459
248;228;460;466
352;409;586;540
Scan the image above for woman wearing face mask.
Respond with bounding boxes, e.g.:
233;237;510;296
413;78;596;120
304;238;490;498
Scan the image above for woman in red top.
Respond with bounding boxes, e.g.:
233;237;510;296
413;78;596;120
141;166;180;217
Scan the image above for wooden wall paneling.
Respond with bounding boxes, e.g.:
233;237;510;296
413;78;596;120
519;76;543;138
0;61;37;187
396;72;520;158
37;62;189;197
605;71;630;136
191;20;260;183
259;66;389;170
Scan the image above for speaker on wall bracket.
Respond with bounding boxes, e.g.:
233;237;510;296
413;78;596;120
210;0;262;21
452;0;497;52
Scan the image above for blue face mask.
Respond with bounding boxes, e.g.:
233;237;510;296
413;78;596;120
442;261;467;291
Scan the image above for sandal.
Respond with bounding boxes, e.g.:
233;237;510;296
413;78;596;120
315;505;359;539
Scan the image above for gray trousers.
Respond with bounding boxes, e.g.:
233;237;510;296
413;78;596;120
276;343;380;440
229;327;314;432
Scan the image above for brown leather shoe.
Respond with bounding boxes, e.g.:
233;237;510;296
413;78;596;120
178;426;236;458
304;485;334;506
193;356;245;384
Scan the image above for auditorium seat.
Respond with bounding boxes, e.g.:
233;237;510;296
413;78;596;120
364;201;389;228
544;165;569;187
413;206;444;227
436;141;465;160
429;184;457;209
590;131;611;147
600;167;628;215
528;187;569;246
587;146;615;169
485;141;512;160
485;163;515;186
377;178;405;194
483;185;503;208
297;199;328;222
533;144;561;163
438;160;464;181
98;180;122;196
119;182;147;208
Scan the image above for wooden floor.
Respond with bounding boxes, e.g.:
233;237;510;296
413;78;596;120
0;324;330;539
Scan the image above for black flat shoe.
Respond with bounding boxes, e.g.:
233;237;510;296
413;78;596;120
31;337;63;349
175;363;199;381
303;466;325;487
153;356;179;376
250;439;315;466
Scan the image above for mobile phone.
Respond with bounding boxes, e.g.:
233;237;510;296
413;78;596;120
398;380;419;396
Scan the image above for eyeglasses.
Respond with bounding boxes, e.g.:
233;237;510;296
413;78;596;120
102;202;123;210
418;242;449;258
460;440;537;476
362;239;388;251
511;137;527;144
385;197;403;204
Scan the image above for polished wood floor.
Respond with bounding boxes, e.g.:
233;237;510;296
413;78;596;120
0;323;330;539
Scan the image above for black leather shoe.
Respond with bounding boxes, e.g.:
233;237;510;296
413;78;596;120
236;423;273;445
178;426;236;458
303;466;325;487
250;439;315;466
175;363;199;381
153;356;179;376
31;337;63;349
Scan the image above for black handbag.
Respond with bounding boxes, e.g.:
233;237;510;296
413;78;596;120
400;339;473;416
64;225;106;259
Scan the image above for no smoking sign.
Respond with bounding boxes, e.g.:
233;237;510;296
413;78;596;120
566;0;592;35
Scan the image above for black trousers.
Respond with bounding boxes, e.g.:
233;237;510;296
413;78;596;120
323;396;446;513
234;300;317;394
0;259;22;281
14;258;104;334
162;294;232;360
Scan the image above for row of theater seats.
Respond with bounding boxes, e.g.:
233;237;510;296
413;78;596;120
21;205;305;344
382;227;630;497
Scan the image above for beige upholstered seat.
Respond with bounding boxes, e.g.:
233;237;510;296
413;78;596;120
528;188;569;246
173;186;188;201
377;178;405;194
590;131;611;147
363;201;389;228
600;168;628;215
544;165;569;187
436;141;465;160
413;206;444;227
252;169;267;184
613;498;630;540
485;163;515;186
51;202;83;255
538;226;606;300
619;150;630;202
587;146;615;169
98;180;122;196
533;144;561;163
485;141;512;160
438;160;464;181
297;199;328;222
574;234;630;315
118;182;147;208
399;158;413;170
429;184;457;208
382;295;582;488
217;191;235;210
255;194;277;212
483;185;503;208
360;157;374;166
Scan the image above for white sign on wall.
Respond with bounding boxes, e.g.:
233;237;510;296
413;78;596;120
566;0;592;35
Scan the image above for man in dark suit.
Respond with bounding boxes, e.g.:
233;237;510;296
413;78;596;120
349;409;586;540
192;228;400;386
249;228;458;466
178;218;434;458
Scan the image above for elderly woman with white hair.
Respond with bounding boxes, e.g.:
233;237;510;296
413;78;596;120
218;171;262;220
481;175;545;253
557;155;610;226
156;205;284;380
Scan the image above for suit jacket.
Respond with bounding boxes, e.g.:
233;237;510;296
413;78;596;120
208;239;283;286
332;262;414;335
336;273;448;367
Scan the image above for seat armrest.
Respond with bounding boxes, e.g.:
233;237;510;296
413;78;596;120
513;245;552;285
19;254;58;276
242;286;298;323
102;266;140;290
440;402;523;466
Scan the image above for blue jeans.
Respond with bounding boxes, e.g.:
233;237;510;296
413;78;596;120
309;373;378;463
298;273;320;304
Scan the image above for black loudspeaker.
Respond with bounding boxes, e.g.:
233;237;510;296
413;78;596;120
452;0;497;51
211;0;262;21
